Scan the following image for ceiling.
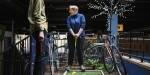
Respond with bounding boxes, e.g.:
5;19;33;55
0;0;150;33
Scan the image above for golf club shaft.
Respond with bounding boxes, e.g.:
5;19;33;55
74;37;77;66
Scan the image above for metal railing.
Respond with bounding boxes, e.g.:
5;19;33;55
0;31;123;75
0;35;31;75
119;32;150;62
0;39;4;75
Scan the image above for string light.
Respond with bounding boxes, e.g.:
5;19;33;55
88;0;135;19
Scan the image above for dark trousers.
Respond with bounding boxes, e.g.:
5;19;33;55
67;35;84;66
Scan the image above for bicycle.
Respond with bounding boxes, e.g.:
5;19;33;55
83;37;104;70
84;34;127;75
104;34;127;75
47;32;59;75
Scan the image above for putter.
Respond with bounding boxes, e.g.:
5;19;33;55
73;37;77;71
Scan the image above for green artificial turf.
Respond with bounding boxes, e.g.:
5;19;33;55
66;71;102;75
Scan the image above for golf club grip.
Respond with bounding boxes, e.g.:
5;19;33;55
75;38;77;48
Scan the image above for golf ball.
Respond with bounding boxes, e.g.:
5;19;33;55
72;71;76;75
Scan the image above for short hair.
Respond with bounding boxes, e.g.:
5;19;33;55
69;5;79;11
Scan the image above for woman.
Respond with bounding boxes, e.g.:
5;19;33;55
66;5;86;71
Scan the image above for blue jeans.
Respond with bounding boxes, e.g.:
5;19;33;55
31;31;49;75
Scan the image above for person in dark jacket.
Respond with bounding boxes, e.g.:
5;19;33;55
66;5;86;71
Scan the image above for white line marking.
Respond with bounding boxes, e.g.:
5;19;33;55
63;71;67;75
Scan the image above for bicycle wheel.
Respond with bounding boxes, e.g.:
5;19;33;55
99;45;115;73
48;44;55;75
84;44;101;67
53;45;59;72
56;45;68;66
113;47;127;75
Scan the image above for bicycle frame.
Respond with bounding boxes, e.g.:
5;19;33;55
107;34;127;75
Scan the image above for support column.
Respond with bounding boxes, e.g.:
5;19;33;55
107;14;118;45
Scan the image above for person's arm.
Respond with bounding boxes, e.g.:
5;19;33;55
67;17;75;36
28;0;47;39
28;0;34;25
77;28;83;36
76;14;86;36
28;0;48;32
33;0;47;31
69;29;75;36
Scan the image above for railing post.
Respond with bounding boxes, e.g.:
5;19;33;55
141;32;144;62
107;14;118;45
11;18;15;75
129;32;132;58
0;40;3;75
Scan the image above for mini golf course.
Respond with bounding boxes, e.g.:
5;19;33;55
64;70;104;75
